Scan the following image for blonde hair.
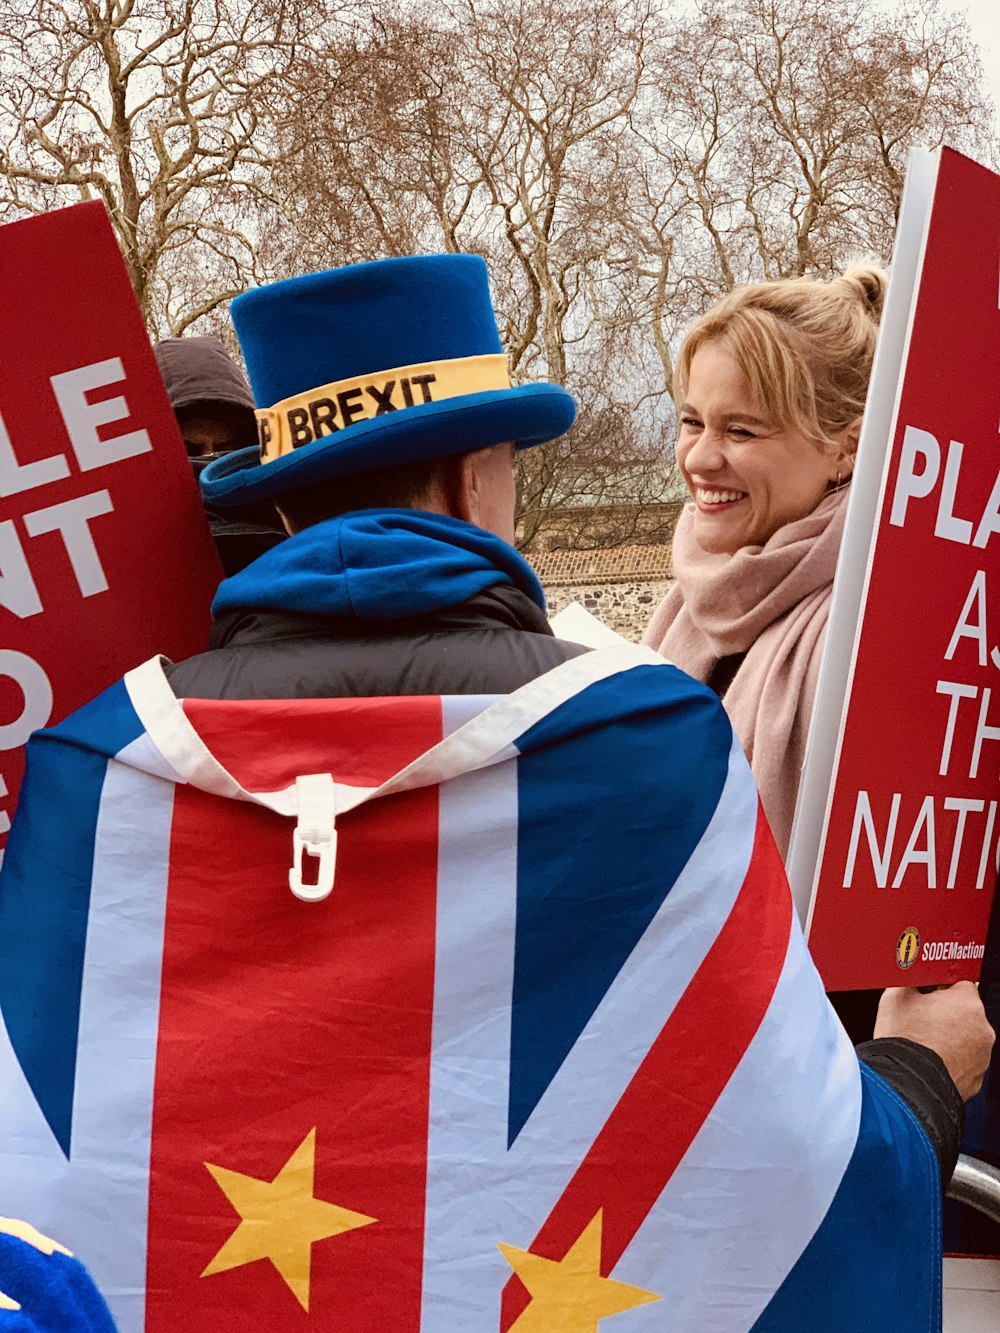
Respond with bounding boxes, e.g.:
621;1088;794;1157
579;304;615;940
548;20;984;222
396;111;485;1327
675;264;887;454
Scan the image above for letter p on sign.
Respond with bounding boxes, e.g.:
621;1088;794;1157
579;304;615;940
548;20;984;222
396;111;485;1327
890;426;940;527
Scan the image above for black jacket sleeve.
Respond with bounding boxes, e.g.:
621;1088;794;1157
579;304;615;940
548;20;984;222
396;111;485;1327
857;1037;965;1187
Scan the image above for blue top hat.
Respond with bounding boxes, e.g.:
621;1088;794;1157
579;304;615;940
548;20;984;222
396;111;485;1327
200;254;576;506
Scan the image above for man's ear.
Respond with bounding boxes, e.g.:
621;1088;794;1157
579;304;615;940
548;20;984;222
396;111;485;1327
449;451;483;528
274;504;297;536
438;446;516;542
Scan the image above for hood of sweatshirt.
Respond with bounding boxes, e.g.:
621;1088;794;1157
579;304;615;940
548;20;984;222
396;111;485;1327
210;509;546;621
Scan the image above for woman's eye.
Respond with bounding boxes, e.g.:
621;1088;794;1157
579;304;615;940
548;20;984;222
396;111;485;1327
680;417;702;429
729;427;756;440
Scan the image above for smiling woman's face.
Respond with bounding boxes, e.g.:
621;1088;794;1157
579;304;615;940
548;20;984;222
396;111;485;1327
675;342;847;556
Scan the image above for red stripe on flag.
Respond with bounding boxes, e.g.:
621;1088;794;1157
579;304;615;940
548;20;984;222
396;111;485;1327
145;698;443;1330
501;807;792;1328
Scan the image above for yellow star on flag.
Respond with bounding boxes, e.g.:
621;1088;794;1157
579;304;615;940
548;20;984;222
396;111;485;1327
202;1127;376;1311
497;1209;660;1332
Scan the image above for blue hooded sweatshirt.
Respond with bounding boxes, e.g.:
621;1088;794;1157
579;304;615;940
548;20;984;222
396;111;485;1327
211;509;546;621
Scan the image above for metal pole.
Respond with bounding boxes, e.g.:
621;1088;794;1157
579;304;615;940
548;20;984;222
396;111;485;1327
947;1154;1000;1225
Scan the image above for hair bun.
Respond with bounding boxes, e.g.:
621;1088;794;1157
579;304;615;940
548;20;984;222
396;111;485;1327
837;263;888;322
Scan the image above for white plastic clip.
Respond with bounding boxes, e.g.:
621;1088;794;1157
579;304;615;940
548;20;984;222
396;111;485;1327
289;774;337;903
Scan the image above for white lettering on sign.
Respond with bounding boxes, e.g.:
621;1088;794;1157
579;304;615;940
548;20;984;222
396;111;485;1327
0;521;43;619
945;570;989;666
973;471;1000;549
922;941;986;962
844;790;901;887
971;687;1000;780
0;771;9;836
890;423;1000;548
891;794;937;888
944;797;986;888
843;790;1000;892
24;490;114;598
935;682;1000;782
50;358;152;472
890;426;939;528
936;679;978;777
0;650;52;750
0;409;69;498
0;491;115;616
0;356;152;499
979;802;999;888
935;441;975;544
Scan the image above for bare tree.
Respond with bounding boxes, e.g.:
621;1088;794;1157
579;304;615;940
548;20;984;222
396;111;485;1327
271;0;667;545
654;0;994;286
447;0;653;379
270;0;995;547
0;0;323;333
516;378;682;550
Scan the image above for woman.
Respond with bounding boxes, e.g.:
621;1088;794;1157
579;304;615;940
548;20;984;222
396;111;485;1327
645;268;994;1236
644;264;885;858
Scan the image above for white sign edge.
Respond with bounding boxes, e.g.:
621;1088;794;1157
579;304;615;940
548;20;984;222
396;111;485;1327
786;146;941;931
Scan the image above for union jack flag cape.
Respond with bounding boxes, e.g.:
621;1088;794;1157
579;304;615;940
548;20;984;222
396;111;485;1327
0;645;941;1331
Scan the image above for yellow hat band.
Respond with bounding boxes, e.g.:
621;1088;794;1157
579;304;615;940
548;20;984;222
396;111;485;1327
256;353;512;463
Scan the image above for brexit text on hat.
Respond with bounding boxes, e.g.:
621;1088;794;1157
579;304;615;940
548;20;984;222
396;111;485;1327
256;354;511;464
261;373;436;454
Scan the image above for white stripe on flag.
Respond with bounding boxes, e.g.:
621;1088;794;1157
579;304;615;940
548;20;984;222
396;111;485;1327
116;729;188;785
69;757;174;1332
419;733;759;1329
0;1013;76;1240
0;759;172;1333
420;723;520;1330
126;644;668;820
619;915;860;1331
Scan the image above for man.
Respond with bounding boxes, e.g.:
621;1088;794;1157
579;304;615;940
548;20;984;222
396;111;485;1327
153;335;287;576
1;255;992;1330
153;335;258;461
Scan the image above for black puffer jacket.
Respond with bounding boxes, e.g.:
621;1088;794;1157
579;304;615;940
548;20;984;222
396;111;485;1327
167;584;586;700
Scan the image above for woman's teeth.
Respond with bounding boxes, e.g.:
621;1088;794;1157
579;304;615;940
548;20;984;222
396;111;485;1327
696;488;746;504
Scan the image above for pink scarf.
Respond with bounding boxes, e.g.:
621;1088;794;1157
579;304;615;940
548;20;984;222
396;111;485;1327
643;490;848;856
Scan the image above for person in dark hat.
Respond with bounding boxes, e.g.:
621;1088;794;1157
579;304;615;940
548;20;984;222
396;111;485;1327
153;336;287;578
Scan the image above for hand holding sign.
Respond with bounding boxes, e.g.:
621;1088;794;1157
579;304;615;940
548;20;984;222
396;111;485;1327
875;984;996;1102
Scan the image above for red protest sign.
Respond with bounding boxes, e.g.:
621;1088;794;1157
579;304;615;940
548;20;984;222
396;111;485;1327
789;147;999;990
0;201;221;860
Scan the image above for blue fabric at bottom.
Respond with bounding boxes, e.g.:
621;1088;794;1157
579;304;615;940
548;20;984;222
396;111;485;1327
0;1227;117;1332
754;1065;941;1332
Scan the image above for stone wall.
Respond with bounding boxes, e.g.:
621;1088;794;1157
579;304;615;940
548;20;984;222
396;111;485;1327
527;544;674;644
543;579;673;642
